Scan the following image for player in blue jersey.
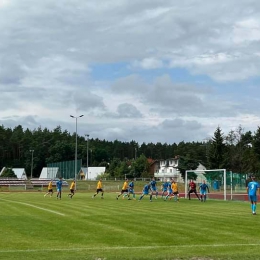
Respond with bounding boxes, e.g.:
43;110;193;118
199;180;210;202
150;177;158;199
56;177;63;200
165;180;173;200
127;179;136;200
139;183;153;202
247;175;260;215
161;179;168;199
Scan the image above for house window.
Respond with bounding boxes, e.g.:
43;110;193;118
170;169;172;173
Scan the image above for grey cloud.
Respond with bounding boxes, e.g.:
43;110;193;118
73;91;106;112
90;117;206;144
117;103;143;118
109;74;239;118
1;0;260;80
110;74;148;95
0;115;39;129
160;118;202;131
1;0;260;144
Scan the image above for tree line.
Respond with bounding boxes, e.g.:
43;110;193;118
1;124;260;179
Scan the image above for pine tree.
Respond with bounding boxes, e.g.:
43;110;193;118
208;126;226;169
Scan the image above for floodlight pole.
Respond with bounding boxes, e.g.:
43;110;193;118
30;150;34;179
85;134;89;180
70;115;84;185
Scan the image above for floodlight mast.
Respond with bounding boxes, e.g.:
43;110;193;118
85;134;89;180
29;149;34;179
70;115;84;187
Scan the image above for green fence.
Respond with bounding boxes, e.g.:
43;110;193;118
47;159;82;179
203;171;248;191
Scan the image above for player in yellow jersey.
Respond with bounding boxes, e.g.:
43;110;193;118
92;178;104;199
165;179;179;201
44;180;53;197
68;180;75;199
116;179;130;200
171;179;179;202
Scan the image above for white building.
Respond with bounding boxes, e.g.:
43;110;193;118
39;167;59;179
154;158;206;183
154;157;182;182
79;167;106;180
0;167;27;179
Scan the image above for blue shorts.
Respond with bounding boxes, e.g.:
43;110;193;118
162;188;167;192
151;187;157;192
57;188;61;192
200;191;206;195
129;189;134;194
143;190;150;195
168;189;172;194
249;195;257;202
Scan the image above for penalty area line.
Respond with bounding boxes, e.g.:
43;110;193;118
1;243;260;253
0;198;65;216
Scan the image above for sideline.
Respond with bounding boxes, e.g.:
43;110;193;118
0;198;65;216
0;243;259;253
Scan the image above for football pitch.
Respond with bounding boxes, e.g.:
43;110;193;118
0;192;259;260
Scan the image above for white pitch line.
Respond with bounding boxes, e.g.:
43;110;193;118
0;198;65;216
0;243;259;253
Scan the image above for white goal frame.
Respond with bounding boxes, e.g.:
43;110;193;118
185;169;227;200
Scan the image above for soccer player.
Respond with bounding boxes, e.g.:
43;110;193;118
92;178;104;199
164;180;173;200
56;177;63;200
161;179;168;199
68;180;75;199
247;175;260;215
116;179;129;200
164;181;173;200
125;179;136;200
150;177;158;199
139;183;153;202
199;180;210;202
44;180;53;197
171;179;179;202
188;179;200;200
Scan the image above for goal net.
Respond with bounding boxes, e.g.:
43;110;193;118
184;169;232;201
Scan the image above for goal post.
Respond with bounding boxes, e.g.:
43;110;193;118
185;169;227;200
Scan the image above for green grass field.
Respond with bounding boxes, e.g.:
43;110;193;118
0;191;259;260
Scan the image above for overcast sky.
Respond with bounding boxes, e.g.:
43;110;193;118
1;0;260;144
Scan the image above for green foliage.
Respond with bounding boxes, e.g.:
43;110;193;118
96;172;110;180
131;154;149;178
2;123;260;178
208;126;226;169
107;158;121;177
178;156;199;180
1;168;17;178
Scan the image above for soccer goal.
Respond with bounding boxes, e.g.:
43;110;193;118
185;169;229;200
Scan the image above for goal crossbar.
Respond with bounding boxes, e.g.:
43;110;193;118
185;169;227;200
